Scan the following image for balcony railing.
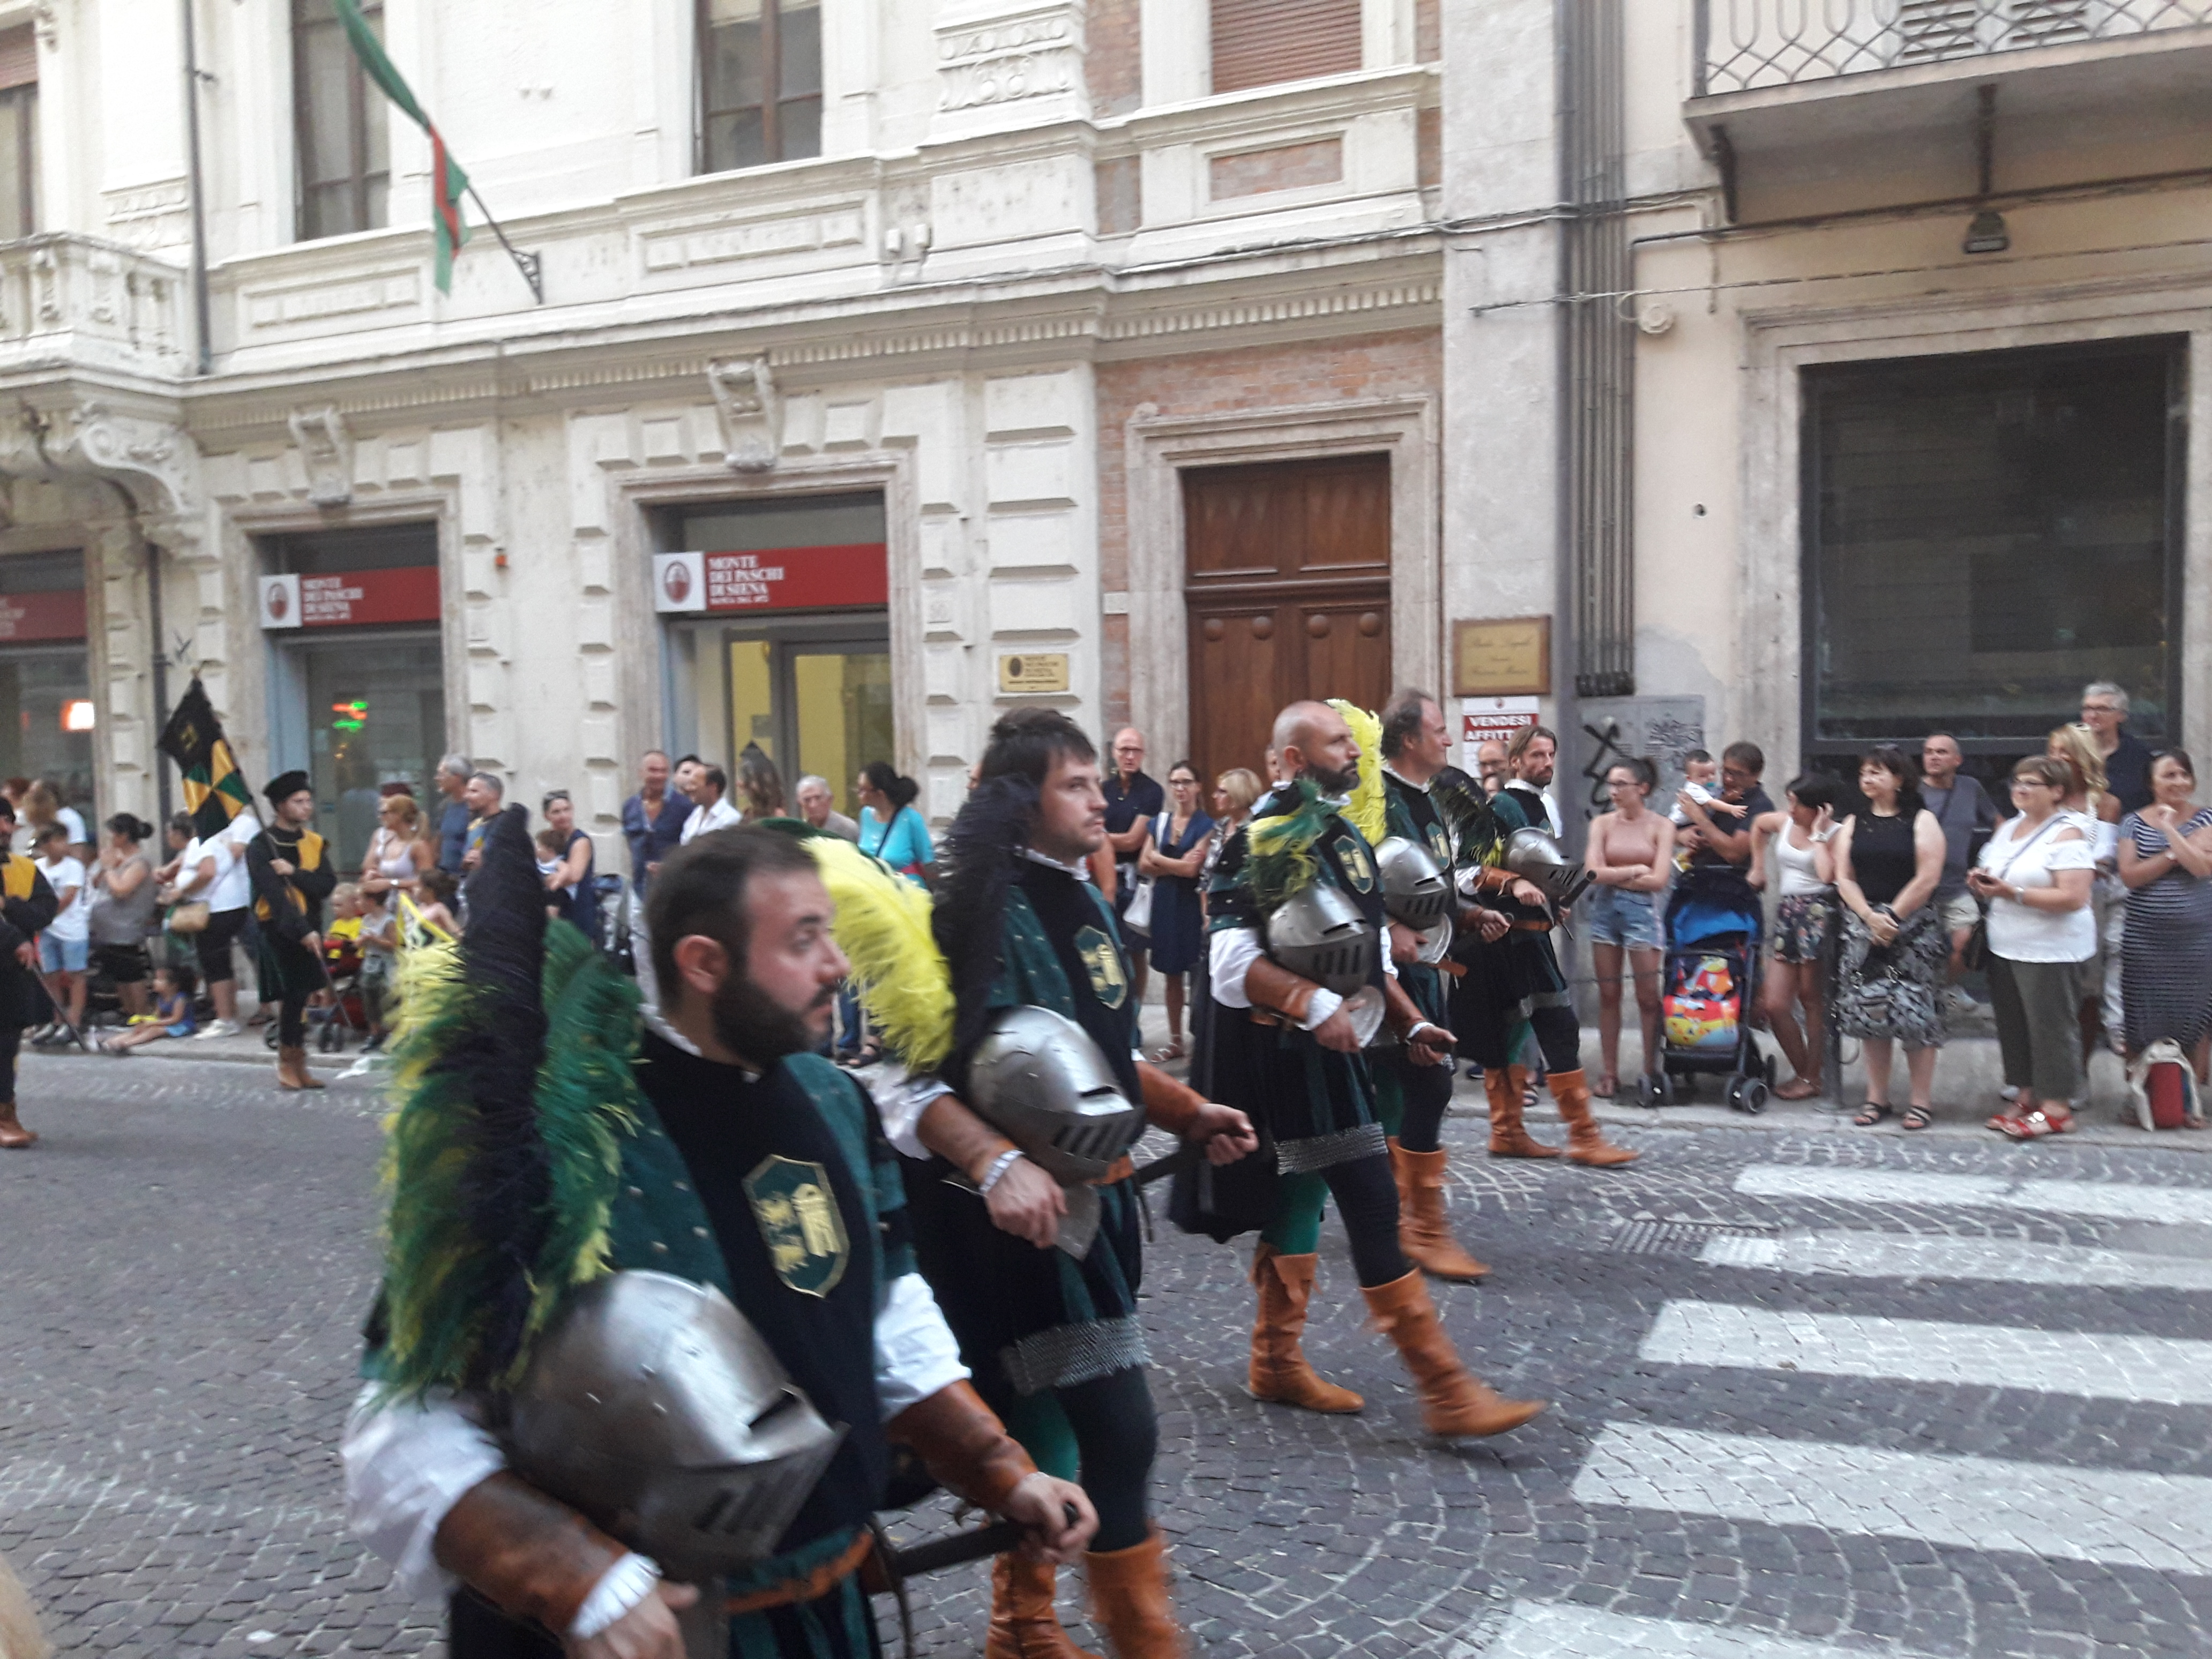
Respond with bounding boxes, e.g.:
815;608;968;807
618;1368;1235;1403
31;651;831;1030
0;234;188;376
1695;0;2212;96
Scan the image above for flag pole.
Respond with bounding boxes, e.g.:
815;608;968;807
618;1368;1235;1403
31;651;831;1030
463;184;543;305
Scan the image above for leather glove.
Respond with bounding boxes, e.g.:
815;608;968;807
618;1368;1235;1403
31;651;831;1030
886;1380;1036;1513
432;1472;627;1636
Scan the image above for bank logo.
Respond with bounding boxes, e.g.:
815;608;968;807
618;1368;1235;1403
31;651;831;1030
743;1155;849;1298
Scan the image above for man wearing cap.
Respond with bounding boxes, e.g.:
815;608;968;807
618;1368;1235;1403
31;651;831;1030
244;771;337;1091
0;794;57;1148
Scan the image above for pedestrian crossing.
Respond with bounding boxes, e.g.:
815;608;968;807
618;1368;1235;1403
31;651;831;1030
1506;1159;2212;1656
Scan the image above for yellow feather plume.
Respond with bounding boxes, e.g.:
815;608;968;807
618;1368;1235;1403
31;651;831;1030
1329;698;1388;846
807;836;955;1072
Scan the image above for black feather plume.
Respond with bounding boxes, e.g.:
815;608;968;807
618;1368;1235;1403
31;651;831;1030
442;804;552;1387
930;773;1038;1082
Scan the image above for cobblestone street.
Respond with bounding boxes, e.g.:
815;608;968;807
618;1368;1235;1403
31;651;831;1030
5;1051;2212;1658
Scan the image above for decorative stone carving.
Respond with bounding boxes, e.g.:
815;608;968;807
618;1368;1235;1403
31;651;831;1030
288;406;355;507
0;398;200;541
935;1;1087;125
708;358;782;473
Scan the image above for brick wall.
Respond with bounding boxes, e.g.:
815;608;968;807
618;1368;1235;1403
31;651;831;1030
1093;330;1443;730
1087;0;1142;118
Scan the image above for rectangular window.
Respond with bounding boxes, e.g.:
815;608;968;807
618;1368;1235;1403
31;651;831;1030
293;0;388;241
699;0;822;174
1210;0;1360;95
0;27;38;239
1803;339;2182;754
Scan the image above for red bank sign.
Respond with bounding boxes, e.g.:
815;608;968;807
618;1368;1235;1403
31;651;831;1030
653;544;888;614
0;589;88;643
260;567;442;630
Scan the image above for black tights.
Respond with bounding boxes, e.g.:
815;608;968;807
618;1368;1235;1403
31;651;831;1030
1326;1154;1410;1288
1392;1054;1453;1154
271;946;316;1048
1527;1004;1582;1075
0;1025;18;1101
1055;1366;1159;1553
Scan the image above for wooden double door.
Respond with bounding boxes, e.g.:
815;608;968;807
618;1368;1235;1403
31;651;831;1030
1183;453;1392;790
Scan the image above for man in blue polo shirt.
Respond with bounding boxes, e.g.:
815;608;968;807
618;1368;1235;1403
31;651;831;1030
433;754;472;875
618;748;687;897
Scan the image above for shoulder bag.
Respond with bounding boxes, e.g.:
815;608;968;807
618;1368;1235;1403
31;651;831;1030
1122;811;1163;937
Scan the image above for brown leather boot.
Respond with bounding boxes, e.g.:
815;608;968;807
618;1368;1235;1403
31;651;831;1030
1362;1269;1546;1438
987;1553;1100;1659
1247;1244;1364;1413
0;1098;34;1148
276;1045;324;1090
1549;1068;1635;1166
1085;1529;1184;1659
1389;1139;1488;1281
1485;1064;1560;1158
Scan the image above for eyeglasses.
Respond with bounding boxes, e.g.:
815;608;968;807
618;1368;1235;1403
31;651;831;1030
2081;704;2119;716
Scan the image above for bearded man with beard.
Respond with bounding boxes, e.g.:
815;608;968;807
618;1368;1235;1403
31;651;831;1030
1206;701;1546;1441
343;816;1094;1659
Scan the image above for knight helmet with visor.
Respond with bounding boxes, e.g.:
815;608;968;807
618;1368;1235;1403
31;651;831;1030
1502;826;1595;910
963;1005;1146;1184
1264;880;1378;996
1373;835;1452;930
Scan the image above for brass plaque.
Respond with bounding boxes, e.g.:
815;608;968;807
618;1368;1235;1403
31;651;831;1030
1452;617;1551;698
998;652;1071;694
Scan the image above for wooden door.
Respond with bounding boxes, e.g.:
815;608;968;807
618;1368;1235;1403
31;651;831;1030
1183;454;1391;789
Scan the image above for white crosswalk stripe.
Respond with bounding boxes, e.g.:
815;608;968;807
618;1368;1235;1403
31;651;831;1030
1639;1299;2212;1404
1702;1229;2212;1290
1573;1423;2212;1575
1733;1163;2212;1227
1471;1602;1949;1659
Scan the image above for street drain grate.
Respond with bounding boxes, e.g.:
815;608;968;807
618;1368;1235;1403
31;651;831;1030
1608;1218;1777;1257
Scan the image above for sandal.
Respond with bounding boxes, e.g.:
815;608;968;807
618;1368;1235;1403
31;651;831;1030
1593;1073;1620;1100
1155;1040;1186;1063
1775;1078;1823;1101
2000;1108;2074;1141
1901;1105;1934;1132
1852;1102;1893;1126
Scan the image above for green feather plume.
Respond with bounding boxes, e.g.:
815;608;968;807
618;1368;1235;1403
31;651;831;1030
1329;698;1387;847
807;835;955;1072
374;921;641;1401
1244;777;1332;913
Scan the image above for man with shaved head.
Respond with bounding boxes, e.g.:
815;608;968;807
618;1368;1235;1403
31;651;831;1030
1102;726;1163;1005
1206;698;1545;1440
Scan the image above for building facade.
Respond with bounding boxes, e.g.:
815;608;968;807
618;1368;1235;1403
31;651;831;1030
1447;0;2211;825
0;0;1447;871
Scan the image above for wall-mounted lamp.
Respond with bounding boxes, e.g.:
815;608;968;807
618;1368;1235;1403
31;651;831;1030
1963;209;2009;255
60;699;95;733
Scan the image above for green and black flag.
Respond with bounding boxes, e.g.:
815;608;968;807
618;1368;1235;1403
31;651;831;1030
157;679;254;841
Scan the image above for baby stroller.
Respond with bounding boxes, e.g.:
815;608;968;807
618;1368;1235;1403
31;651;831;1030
1640;867;1774;1114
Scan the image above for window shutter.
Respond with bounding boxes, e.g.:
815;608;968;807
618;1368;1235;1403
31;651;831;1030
1210;0;1361;95
0;28;36;92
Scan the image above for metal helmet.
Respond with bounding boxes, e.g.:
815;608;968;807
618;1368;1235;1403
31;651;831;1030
1373;836;1452;929
964;1006;1145;1184
506;1272;845;1579
1503;826;1595;909
1264;880;1377;996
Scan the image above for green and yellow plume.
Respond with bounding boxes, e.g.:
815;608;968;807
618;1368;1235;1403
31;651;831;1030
807;835;955;1072
1329;698;1387;846
1244;776;1333;913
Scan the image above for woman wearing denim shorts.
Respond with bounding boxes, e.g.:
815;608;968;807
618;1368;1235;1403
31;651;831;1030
1749;774;1842;1099
1584;759;1676;1096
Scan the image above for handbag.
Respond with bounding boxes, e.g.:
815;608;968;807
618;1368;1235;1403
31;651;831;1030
1962;814;2067;972
1121;811;1165;937
166;899;211;935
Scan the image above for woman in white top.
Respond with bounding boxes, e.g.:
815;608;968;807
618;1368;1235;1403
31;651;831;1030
1747;773;1842;1100
361;792;435;902
1969;755;2096;1140
156;810;256;1038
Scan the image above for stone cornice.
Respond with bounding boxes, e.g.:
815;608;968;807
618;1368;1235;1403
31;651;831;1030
181;233;1445;440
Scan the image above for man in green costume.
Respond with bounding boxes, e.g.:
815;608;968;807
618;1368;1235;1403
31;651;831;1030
892;707;1256;1659
1207;700;1546;1439
342;811;1094;1659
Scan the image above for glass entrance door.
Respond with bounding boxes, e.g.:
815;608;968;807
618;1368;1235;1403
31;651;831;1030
718;628;891;819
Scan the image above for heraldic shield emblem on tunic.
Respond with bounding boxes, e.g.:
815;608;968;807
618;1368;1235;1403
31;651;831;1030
1074;924;1129;1010
1333;833;1376;893
743;1155;850;1298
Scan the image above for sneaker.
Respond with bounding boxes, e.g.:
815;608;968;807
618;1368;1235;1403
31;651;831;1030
193;1019;241;1040
1946;986;1979;1016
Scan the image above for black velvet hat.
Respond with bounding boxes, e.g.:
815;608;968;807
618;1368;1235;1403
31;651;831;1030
263;770;312;805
